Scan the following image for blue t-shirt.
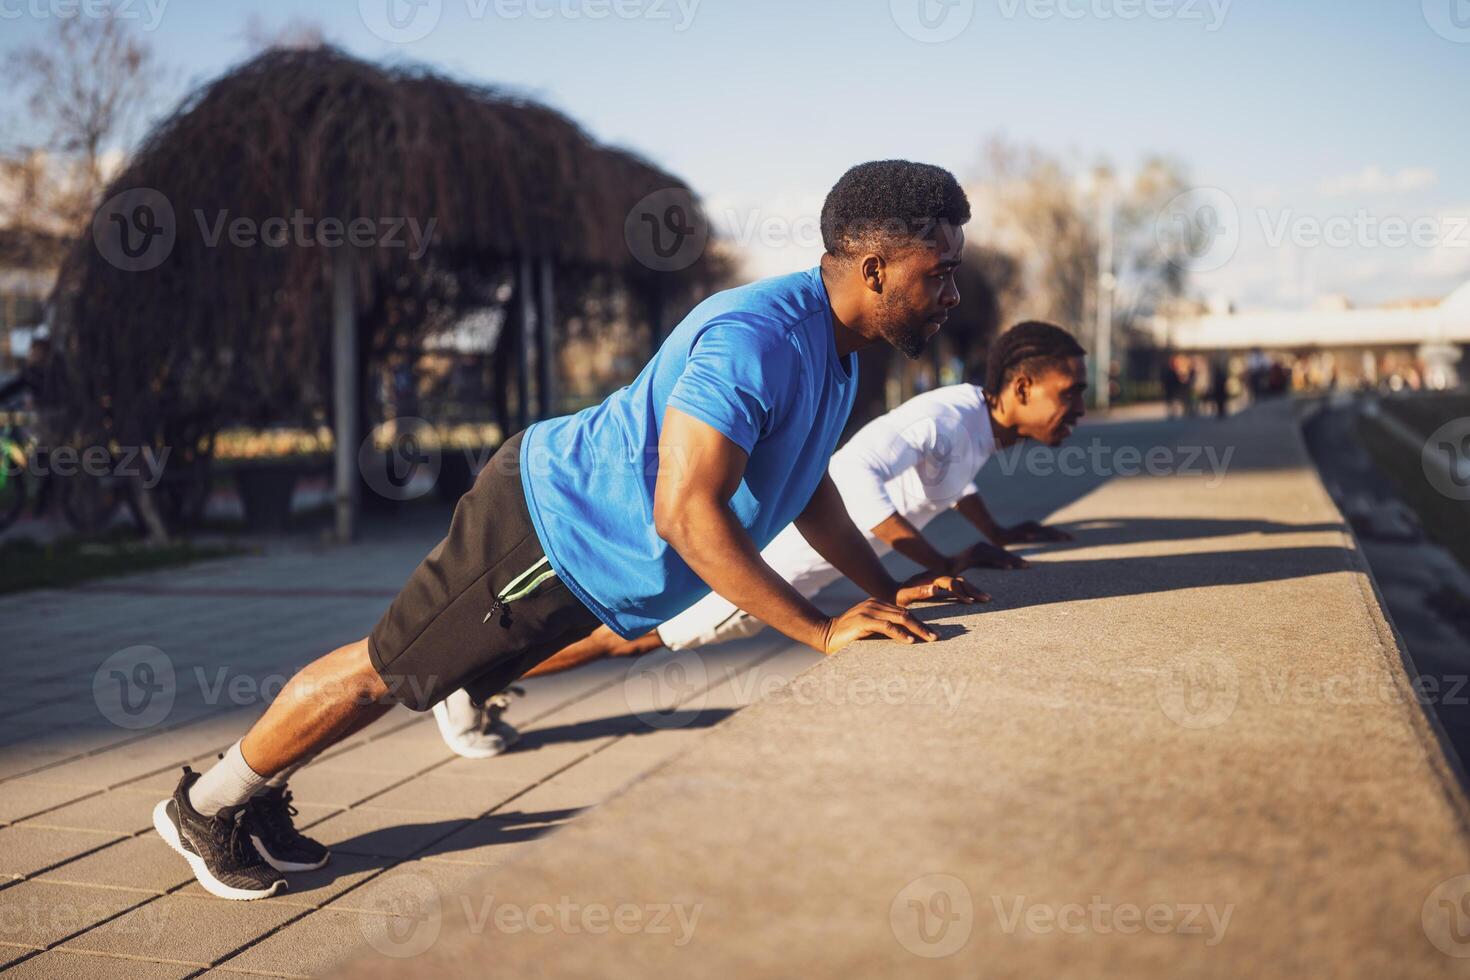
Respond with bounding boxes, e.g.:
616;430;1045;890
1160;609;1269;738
520;267;858;638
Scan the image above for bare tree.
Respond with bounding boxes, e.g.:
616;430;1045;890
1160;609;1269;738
968;138;1195;392
970;139;1099;331
5;9;161;231
1108;155;1195;332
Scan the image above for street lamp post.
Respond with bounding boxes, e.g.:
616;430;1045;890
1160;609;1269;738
1095;176;1115;411
332;247;359;543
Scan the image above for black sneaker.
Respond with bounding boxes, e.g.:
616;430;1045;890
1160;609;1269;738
247;785;330;872
152;768;287;900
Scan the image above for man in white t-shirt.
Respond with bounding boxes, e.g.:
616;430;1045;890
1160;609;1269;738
435;321;1089;756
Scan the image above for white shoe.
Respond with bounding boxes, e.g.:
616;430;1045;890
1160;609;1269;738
433;688;522;759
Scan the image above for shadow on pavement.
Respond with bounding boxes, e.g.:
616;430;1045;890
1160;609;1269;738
308;806;583;885
1027;516;1346;553
515;708;735;750
916;544;1354;621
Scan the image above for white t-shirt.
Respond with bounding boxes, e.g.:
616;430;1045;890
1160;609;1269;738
752;383;996;595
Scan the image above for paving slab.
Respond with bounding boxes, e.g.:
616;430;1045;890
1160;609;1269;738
37;834;192;895
361;774;527;818
59;894;300;966
313;729;456;775
499;761;653;814
0;949;198;978
0;825;124;879
176;852;383;911
414;812;564;867
1;944;37;968
276;764;414;810
213;908;402;978
18;789;172;835
320;858;497;914
0;780;98;827
0;879;154;951
305;807;469;861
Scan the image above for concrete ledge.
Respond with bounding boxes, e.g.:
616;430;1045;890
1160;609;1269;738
340;401;1470;978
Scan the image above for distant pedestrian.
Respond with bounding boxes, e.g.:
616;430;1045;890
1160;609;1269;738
1209;358;1229;419
1161;356;1182;418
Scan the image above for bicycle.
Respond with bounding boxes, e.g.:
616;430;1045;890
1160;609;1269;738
0;411;34;533
0;406;132;536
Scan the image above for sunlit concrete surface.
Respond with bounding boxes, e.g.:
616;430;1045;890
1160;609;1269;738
338;400;1470;978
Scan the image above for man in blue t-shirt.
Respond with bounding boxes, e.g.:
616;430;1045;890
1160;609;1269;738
151;161;981;899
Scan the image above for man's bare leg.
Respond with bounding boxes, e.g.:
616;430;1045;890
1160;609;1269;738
238;638;392;775
153;637;396;900
522;625;664;678
179;638;391;821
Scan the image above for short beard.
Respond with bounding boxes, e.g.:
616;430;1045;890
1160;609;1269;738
888;324;928;360
876;294;928;361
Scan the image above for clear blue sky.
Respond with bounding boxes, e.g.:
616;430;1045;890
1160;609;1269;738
3;0;1465;309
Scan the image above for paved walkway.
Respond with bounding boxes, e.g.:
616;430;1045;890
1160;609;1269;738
4;403;1465;977
0;506;828;976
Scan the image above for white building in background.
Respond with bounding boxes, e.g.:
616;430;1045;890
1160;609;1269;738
1147;281;1470;390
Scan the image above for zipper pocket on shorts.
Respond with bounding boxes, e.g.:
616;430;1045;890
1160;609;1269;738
483;555;558;626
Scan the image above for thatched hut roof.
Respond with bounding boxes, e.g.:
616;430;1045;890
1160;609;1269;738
51;46;720;449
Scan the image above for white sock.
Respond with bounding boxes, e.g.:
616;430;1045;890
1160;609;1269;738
187;741;268;817
260;754;314;791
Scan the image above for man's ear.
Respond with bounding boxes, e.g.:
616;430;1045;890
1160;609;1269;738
1013;373;1033;405
860;253;885;293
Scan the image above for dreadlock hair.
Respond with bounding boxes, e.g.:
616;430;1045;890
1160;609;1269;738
985;321;1087;395
820;160;970;261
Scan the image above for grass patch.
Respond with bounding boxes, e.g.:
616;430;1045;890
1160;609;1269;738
0;532;243;594
1376;391;1470;437
1357;408;1470;571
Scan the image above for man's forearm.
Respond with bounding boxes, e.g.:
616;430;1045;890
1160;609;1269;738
793;478;901;603
660;498;830;650
870;513;951;573
954;493;1003;541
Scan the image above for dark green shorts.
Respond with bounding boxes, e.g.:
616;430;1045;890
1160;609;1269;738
367;430;601;711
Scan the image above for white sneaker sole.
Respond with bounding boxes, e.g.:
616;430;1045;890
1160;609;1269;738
152;799;287;901
251;834;330;873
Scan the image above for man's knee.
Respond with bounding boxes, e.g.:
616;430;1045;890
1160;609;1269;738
340;638;390;703
286;638;389;707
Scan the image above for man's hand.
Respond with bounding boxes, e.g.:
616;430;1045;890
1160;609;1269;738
821;598;937;654
948;541;1029;572
996;520;1073;545
894;570;989;607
